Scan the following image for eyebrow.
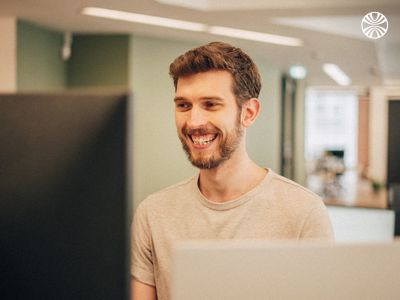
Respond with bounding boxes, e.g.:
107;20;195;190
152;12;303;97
174;96;186;102
174;96;225;102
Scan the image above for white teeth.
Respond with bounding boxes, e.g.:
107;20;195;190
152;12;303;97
191;134;216;145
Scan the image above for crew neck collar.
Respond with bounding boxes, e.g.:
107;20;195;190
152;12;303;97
192;168;273;211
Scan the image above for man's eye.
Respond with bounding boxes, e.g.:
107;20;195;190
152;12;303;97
205;102;217;108
176;103;190;109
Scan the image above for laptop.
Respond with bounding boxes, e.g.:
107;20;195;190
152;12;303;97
172;240;400;300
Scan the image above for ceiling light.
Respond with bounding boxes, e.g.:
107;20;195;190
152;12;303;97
289;65;307;79
81;7;303;47
323;64;351;86
208;26;303;47
81;7;207;32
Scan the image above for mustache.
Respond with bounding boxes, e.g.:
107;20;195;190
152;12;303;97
182;125;220;136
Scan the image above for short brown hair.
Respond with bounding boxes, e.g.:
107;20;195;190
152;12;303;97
169;42;261;107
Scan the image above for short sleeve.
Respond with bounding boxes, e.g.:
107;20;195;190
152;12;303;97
299;199;335;241
131;201;156;286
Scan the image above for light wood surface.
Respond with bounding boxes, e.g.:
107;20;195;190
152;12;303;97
307;171;387;209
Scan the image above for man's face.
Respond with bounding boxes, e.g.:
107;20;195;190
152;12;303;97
174;70;244;169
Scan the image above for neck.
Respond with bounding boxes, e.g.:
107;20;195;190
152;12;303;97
198;146;267;203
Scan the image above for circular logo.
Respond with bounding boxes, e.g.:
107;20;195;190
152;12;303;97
361;12;388;39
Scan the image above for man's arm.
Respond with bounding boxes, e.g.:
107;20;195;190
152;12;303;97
131;278;157;300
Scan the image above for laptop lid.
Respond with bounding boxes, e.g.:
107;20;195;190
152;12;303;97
172;241;400;300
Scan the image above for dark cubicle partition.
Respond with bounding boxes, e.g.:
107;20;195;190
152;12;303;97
388;100;400;236
388;100;400;185
0;92;132;300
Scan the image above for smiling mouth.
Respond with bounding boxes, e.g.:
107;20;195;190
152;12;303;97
190;134;218;146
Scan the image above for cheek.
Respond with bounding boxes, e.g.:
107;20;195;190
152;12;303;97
175;116;188;136
175;113;183;128
225;110;242;129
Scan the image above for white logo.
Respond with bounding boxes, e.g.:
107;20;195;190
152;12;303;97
361;12;388;39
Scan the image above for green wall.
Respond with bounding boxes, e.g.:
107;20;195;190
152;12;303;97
249;53;281;173
129;36;198;208
17;20;66;91
17;22;129;90
67;35;129;88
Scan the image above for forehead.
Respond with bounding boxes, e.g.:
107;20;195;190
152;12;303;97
176;70;234;97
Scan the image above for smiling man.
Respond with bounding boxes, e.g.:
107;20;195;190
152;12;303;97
131;42;334;300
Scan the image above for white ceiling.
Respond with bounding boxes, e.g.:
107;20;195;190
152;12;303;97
1;0;400;86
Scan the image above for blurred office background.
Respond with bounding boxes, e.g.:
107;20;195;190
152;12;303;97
1;0;400;241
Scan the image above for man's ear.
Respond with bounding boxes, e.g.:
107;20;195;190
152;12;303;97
241;98;261;128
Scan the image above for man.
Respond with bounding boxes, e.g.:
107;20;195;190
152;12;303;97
131;42;334;300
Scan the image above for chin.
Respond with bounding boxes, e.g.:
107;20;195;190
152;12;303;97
189;156;226;169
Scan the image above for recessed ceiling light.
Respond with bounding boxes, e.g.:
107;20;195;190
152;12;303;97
289;65;307;79
81;7;207;32
323;64;351;86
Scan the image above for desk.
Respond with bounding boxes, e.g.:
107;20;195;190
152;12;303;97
307;171;387;209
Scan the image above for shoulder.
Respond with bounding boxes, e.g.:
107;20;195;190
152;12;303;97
269;171;319;199
136;175;197;214
266;170;324;211
266;170;334;240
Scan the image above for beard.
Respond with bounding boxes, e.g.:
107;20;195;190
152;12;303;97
178;112;243;169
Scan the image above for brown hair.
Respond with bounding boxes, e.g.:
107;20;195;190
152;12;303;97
169;42;261;107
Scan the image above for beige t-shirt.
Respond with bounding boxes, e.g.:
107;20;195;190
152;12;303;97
131;169;334;300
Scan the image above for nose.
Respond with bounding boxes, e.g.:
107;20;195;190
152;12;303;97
187;106;207;128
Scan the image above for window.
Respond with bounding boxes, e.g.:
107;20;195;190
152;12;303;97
305;89;358;169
